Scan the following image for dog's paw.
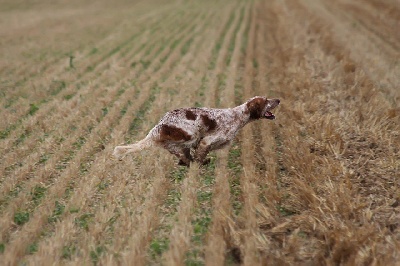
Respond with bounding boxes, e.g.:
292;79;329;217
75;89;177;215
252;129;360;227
178;160;190;167
202;158;211;165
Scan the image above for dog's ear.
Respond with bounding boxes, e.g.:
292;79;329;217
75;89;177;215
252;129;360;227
246;97;266;119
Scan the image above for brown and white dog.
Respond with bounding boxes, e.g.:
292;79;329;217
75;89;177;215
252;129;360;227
113;96;280;166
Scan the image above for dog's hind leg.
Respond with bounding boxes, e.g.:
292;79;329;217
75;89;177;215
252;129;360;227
163;144;192;166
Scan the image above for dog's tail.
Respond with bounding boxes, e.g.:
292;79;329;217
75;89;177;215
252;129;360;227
113;136;153;160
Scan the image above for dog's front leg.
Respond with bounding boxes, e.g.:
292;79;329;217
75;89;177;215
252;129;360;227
193;140;211;165
178;148;193;167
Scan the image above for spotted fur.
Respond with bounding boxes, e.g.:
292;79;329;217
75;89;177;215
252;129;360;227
113;96;280;166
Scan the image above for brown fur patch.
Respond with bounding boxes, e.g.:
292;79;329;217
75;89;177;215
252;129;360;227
159;124;192;142
246;98;266;119
201;114;217;131
185;109;197;120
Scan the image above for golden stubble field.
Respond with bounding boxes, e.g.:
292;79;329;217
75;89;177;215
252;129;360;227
1;0;399;265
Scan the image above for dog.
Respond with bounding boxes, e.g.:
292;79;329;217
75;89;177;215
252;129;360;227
113;96;280;166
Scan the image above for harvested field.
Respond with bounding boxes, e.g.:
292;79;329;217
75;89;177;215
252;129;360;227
1;0;399;264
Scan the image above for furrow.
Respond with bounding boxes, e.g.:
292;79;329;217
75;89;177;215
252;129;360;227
204;2;251;265
302;0;400;102
0;4;159;119
237;2;261;264
66;7;216;261
161;166;200;265
0;79;154;264
0;0;178;107
0;8;192;167
204;153;230;265
0;83;124;210
0;4;182;141
0;10;202;264
360;0;400;23
112;10;219;264
14;6;211;264
334;0;400;51
252;0;400;263
108;2;241;261
146;6;238;264
143;6;230;264
0;9;196;213
252;0;282;238
3;0;397;264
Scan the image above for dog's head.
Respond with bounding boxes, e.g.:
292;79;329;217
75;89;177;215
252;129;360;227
246;96;280;120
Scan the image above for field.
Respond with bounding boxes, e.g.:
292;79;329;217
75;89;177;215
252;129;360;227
1;0;399;264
